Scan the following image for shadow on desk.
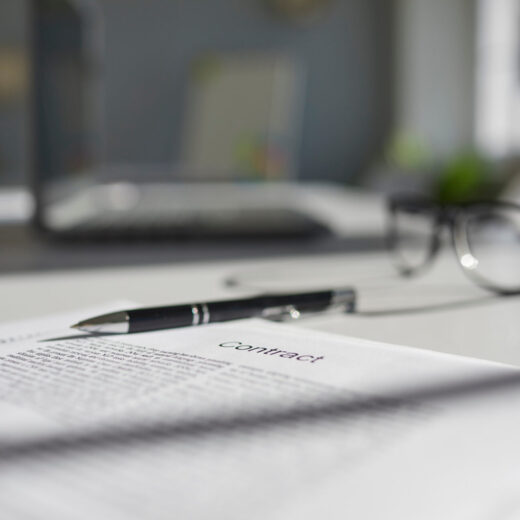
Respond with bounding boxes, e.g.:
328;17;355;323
356;294;507;317
0;224;384;274
2;368;520;461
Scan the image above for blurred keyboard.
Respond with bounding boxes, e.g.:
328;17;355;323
62;207;331;240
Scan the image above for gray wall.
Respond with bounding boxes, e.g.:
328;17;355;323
0;0;394;185
101;0;394;182
395;0;476;157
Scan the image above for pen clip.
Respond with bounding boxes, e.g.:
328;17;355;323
261;305;302;322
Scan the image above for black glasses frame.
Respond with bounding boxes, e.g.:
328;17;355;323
387;195;520;295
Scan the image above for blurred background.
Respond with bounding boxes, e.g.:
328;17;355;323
1;0;520;270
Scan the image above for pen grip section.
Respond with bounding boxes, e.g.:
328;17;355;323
259;290;336;314
206;298;266;323
207;290;336;324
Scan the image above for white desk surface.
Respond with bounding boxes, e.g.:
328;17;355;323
1;249;519;367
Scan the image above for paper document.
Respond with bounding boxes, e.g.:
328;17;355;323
1;304;520;519
0;300;135;348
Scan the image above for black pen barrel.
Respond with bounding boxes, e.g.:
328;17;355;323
127;305;195;333
202;290;337;324
258;290;336;314
126;290;344;333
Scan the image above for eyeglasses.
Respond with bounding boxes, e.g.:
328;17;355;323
387;195;520;294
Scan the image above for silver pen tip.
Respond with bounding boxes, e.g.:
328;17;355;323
71;311;129;334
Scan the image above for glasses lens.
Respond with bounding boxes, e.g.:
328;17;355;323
389;203;437;273
462;205;520;292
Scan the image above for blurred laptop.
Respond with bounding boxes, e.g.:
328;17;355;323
29;0;331;240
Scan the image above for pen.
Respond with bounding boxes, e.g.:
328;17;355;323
71;288;356;334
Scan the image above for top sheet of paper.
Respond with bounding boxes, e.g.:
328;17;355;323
1;304;520;520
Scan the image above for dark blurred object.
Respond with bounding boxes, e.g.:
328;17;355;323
0;221;384;274
0;48;28;104
0;0;29;186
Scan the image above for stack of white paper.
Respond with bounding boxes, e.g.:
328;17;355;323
1;302;519;519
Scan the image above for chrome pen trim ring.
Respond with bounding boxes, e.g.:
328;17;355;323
191;304;201;326
201;303;210;324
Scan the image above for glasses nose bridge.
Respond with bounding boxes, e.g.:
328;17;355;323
426;207;459;264
434;207;458;242
430;206;451;236
437;205;457;225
